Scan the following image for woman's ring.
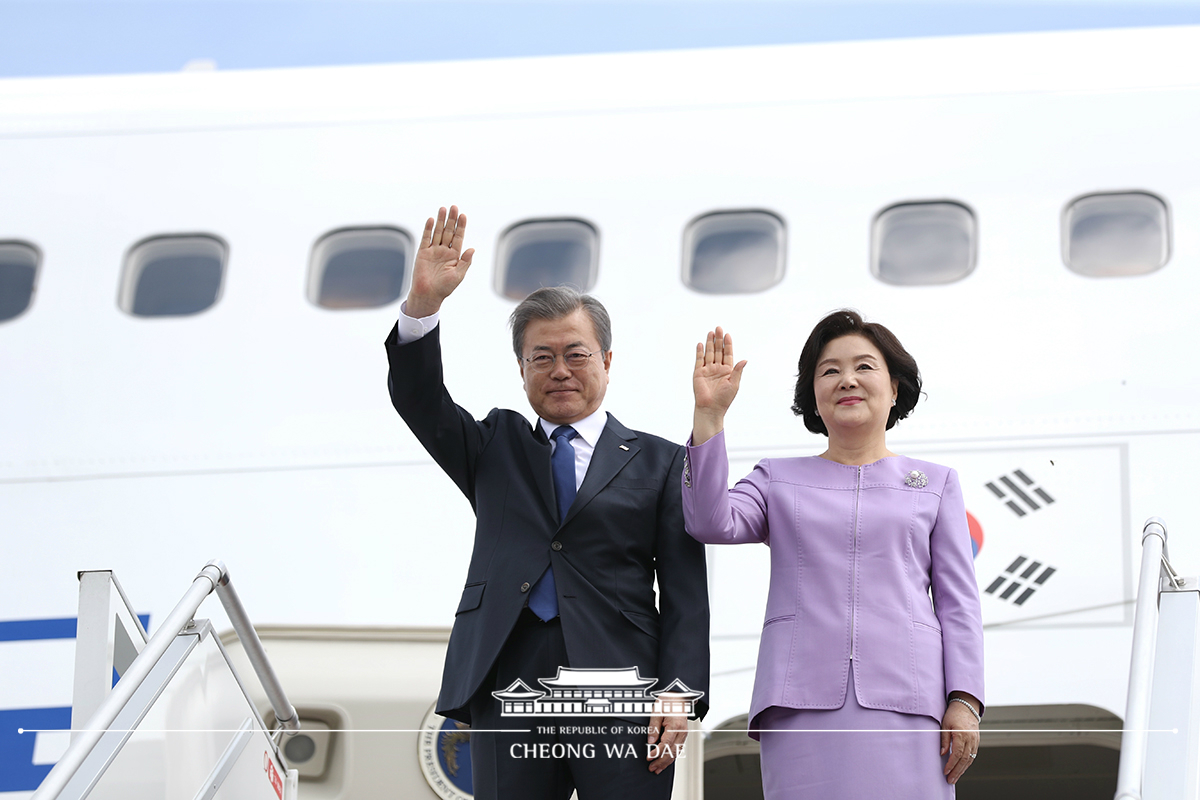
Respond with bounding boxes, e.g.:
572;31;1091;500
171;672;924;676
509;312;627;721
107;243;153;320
969;754;977;759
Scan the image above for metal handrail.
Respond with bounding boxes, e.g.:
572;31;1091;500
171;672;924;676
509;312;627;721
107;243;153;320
33;559;299;800
1114;517;1169;800
214;568;298;733
34;562;223;800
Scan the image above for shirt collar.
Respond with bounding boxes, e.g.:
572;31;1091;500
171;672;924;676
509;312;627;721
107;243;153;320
539;407;608;447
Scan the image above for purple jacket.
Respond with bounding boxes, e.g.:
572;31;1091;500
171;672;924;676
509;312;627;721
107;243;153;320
683;432;984;733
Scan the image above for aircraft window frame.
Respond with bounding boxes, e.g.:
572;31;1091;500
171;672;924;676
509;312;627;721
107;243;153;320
1061;190;1171;278
307;226;414;310
494;218;600;301
681;209;787;295
0;240;41;324
118;234;228;318
870;200;977;286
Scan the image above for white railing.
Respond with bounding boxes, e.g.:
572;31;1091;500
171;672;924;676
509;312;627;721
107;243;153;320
1115;518;1200;800
33;560;300;800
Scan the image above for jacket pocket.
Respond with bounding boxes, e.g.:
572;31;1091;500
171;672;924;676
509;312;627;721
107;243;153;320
763;614;795;628
456;582;485;615
607;479;659;491
621;609;660;640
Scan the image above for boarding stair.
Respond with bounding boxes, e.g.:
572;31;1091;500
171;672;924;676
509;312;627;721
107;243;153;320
30;561;300;800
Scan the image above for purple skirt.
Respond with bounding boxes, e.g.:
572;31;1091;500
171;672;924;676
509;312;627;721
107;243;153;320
755;665;954;800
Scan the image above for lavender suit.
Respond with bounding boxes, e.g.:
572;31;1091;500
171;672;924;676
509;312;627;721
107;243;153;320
682;433;984;747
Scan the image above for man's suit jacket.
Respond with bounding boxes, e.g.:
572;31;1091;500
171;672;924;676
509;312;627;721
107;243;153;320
683;432;983;735
386;324;710;724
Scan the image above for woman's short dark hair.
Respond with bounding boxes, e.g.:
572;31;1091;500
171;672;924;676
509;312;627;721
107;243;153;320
791;309;921;436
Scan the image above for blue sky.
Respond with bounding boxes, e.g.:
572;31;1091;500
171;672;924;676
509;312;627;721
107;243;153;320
2;0;1199;78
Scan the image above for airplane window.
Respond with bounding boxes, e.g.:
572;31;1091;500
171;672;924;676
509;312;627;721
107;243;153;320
1063;191;1170;277
682;210;786;294
119;235;227;317
0;241;40;323
309;227;412;309
871;201;976;285
495;219;598;301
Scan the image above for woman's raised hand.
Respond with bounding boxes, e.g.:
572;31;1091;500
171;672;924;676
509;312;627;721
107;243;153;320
692;327;747;446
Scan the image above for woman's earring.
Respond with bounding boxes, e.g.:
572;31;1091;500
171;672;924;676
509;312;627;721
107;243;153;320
891;398;897;406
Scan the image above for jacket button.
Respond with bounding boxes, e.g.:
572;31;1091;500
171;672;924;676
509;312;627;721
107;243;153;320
520;582;531;593
551;541;563;551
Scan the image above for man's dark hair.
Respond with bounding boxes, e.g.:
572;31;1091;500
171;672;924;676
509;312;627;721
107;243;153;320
792;309;922;436
509;286;612;359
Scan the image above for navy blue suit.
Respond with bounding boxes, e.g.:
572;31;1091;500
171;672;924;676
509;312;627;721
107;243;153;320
385;323;710;727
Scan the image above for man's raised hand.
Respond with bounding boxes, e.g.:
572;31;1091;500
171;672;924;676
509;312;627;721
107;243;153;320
407;205;475;318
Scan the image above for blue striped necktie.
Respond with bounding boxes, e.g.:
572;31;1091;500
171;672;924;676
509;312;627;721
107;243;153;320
528;425;577;621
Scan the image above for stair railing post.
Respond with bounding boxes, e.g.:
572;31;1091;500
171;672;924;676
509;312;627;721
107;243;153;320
1114;517;1169;800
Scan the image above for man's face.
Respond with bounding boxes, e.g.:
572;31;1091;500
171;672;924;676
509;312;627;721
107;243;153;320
519;309;612;425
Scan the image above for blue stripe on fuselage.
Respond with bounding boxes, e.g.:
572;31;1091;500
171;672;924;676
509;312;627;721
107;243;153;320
0;614;151;793
0;707;71;793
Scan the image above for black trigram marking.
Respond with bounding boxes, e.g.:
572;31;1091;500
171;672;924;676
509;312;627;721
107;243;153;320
985;555;1057;606
986;469;1055;517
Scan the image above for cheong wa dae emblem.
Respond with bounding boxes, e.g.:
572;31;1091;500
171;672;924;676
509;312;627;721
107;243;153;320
492;667;703;717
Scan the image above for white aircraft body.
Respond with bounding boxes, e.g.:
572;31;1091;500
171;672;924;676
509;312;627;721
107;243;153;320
2;23;1199;799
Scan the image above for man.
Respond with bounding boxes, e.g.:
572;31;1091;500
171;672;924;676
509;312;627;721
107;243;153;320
385;206;709;799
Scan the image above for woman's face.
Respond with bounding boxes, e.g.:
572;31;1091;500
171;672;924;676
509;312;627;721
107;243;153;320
813;334;900;439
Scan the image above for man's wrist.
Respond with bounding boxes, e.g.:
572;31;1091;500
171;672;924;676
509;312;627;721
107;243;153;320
404;296;441;319
397;300;441;344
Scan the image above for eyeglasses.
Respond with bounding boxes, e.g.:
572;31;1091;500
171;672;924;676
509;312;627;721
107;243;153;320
522;350;602;373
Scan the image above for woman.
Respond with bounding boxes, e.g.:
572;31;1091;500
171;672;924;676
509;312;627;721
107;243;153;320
684;310;984;798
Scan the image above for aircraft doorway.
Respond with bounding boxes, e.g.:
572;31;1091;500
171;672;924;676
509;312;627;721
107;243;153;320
702;705;1121;800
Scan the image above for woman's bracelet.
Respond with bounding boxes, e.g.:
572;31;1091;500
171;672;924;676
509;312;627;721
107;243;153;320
949;696;981;722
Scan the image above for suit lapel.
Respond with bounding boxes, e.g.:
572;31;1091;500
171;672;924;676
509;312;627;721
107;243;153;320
561;413;639;529
521;421;559;523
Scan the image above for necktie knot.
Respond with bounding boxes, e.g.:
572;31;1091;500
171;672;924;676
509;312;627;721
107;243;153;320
552;425;578;443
